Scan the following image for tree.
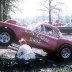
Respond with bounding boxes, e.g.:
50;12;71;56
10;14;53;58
0;0;2;20
0;0;20;20
40;0;63;24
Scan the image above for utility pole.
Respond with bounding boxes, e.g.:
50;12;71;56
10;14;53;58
49;0;52;24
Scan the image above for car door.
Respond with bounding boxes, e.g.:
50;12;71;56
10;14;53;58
26;24;58;50
40;25;58;50
26;25;45;48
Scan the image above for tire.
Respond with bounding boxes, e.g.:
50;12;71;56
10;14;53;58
0;29;13;46
58;44;72;61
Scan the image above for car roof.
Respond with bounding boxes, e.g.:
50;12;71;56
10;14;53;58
27;22;59;32
27;22;49;30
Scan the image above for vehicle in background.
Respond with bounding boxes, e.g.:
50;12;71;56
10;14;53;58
52;19;72;34
55;23;72;34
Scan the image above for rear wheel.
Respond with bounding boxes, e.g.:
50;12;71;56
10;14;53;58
58;44;72;61
0;29;14;46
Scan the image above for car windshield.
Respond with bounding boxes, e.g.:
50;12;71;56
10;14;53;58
27;23;41;31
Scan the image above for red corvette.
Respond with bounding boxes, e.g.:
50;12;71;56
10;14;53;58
0;20;72;61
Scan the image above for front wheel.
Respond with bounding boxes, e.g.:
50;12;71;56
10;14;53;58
0;29;13;46
58;44;72;61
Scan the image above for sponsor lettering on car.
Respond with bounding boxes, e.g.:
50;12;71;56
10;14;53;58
36;34;49;42
30;37;41;44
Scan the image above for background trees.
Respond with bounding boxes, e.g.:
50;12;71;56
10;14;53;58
0;0;19;21
40;0;63;24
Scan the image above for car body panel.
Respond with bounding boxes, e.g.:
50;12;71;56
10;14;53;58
0;21;27;40
25;31;58;50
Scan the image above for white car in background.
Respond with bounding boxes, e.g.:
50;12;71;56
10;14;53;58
54;23;72;34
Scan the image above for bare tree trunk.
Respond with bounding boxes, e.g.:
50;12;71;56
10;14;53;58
2;0;6;20
1;0;8;20
0;0;2;20
49;0;52;24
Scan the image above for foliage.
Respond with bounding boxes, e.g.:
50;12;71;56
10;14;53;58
0;0;20;20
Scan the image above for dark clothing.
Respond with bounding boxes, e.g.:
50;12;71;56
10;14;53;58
15;54;36;68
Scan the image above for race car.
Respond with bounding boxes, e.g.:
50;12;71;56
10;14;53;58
0;20;72;61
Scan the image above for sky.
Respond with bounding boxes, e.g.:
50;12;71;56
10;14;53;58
10;0;72;18
61;0;72;16
10;0;40;18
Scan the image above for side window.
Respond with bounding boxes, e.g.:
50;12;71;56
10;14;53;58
36;25;52;35
34;25;45;33
40;25;47;34
35;25;41;32
45;26;53;35
35;25;59;38
45;26;59;37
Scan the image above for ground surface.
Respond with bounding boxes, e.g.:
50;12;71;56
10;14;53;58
0;34;72;72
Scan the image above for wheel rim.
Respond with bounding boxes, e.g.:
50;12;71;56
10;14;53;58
0;32;10;43
61;48;71;59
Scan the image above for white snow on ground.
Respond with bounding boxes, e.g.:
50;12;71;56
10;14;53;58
16;44;36;60
32;48;47;56
0;49;16;59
